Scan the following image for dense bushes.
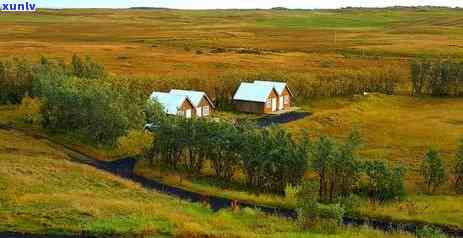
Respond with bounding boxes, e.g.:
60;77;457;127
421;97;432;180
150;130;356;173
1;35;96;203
109;67;402;111
0;58;35;104
0;55;143;145
70;55;106;79
362;161;406;202
147;118;307;193
455;139;463;193
307;130;362;203
300;129;407;204
147;117;409;203
411;58;463;97
294;68;399;99
0;55;105;105
296;181;345;234
37;75;147;145
416;226;447;238
241;126;307;193
17;96;42;125
420;148;446;194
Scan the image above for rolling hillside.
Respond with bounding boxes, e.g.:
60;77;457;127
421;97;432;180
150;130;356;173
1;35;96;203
1;8;462;84
0;128;414;237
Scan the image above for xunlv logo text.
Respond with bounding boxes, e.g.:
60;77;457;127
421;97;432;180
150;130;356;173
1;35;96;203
1;2;36;11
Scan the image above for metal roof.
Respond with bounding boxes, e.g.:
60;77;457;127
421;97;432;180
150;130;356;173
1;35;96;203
149;92;191;115
169;89;215;108
253;80;288;95
233;83;275;103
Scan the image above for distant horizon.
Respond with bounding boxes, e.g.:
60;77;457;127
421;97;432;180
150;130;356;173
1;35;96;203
39;5;463;10
26;0;463;10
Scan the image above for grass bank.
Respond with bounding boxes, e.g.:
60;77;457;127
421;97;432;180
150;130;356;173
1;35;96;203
0;128;416;238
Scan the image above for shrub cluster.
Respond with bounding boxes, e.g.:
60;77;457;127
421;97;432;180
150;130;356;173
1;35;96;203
455;139;463;193
32;57;146;145
307;130;363;203
147;118;307;193
296;181;345;234
109;67;401;111
361;161;406;202
411;58;463;97
0;55;105;105
0;58;35;104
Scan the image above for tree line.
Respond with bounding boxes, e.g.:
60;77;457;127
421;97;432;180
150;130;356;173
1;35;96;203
411;58;463;97
0;55;105;104
146;117;308;194
112;68;401;111
144;113;407;200
2;55;146;145
1;56;404;111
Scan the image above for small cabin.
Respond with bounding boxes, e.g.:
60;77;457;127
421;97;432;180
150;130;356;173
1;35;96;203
170;89;215;117
253;81;293;111
233;83;280;114
149;92;195;118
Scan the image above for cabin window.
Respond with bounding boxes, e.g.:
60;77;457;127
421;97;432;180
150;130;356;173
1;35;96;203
196;107;202;117
203;106;209;116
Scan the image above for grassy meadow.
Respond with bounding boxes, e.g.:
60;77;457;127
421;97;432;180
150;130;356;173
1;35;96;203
286;93;463;191
0;128;418;238
1;7;463;85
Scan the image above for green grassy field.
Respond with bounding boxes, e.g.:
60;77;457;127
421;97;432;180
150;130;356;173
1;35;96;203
0;128;419;238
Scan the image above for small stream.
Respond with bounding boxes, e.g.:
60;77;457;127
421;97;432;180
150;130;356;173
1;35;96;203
62;147;463;237
2;126;463;238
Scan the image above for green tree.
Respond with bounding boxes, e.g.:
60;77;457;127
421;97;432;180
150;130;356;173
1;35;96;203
208;122;242;181
421;148;446;194
71;54;105;79
455;138;463;193
309;129;362;203
241;126;307;193
117;129;153;157
330;129;361;200
363;161;406;202
311;136;337;203
296;181;345;234
37;74;146;145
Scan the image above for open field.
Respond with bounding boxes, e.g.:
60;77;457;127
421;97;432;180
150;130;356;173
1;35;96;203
1;7;463;90
0;128;419;238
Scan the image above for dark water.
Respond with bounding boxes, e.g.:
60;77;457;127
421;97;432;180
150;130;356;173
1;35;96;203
66;152;463;237
256;111;312;127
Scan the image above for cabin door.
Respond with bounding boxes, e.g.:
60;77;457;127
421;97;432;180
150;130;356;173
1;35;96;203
185;109;192;118
272;98;277;112
196;107;202;117
279;96;284;110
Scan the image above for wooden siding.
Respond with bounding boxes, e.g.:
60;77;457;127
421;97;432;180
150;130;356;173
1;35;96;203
234;88;278;114
195;96;214;117
178;99;195;117
264;89;278;113
281;87;291;110
234;100;265;114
